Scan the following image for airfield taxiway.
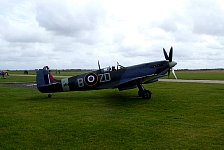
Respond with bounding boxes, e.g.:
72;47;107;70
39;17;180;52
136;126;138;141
159;79;224;84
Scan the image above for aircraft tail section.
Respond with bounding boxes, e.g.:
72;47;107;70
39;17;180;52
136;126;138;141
36;66;62;93
36;68;55;86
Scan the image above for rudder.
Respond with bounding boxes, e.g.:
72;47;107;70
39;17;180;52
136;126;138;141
36;66;55;87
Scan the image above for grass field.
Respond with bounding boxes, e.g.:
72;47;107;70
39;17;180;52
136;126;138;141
0;71;85;83
0;82;223;149
175;70;224;80
0;75;35;83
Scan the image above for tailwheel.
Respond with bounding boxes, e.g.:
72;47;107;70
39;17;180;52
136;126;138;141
48;93;53;98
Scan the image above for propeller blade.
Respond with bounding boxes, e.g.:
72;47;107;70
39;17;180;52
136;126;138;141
172;68;177;79
163;48;169;60
169;47;173;62
164;46;177;79
168;69;170;78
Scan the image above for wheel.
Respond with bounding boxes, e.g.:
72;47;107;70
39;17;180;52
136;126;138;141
48;93;53;98
142;90;151;99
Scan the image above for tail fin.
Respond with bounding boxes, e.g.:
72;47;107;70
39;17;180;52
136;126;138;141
36;66;63;93
36;67;56;87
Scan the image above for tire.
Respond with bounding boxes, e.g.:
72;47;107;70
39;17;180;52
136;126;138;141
142;90;151;99
48;94;53;98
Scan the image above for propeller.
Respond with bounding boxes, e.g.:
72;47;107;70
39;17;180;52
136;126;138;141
163;47;177;79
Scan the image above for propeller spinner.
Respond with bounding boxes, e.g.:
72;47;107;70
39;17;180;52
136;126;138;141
163;47;177;79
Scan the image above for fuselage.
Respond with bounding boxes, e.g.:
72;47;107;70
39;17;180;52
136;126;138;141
37;60;170;93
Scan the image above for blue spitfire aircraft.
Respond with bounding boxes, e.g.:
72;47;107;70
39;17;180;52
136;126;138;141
36;47;177;99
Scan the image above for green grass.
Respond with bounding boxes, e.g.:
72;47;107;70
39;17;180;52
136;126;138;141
8;70;37;75
0;71;86;83
175;71;224;80
0;75;35;83
0;83;223;149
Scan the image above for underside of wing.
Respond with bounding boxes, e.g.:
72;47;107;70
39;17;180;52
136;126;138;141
117;74;158;91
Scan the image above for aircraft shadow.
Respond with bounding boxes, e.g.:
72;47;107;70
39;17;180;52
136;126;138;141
103;92;150;107
25;89;151;108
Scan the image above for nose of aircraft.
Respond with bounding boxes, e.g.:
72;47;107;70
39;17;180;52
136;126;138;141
169;61;177;68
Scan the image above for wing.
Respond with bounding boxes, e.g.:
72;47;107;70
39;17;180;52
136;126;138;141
97;72;165;90
117;74;159;91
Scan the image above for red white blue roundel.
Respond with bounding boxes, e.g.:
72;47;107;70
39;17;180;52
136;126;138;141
84;73;98;86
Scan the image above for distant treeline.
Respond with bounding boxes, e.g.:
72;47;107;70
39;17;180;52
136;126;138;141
4;68;224;72
6;69;94;72
51;69;95;72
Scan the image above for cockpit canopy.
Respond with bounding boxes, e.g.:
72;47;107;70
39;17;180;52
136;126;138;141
99;64;124;73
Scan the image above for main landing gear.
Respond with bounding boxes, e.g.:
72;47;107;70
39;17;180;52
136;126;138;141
137;84;152;99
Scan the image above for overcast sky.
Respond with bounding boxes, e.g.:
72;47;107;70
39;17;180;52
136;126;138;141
0;0;224;70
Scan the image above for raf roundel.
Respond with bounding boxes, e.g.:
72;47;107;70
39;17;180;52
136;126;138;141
84;73;98;86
